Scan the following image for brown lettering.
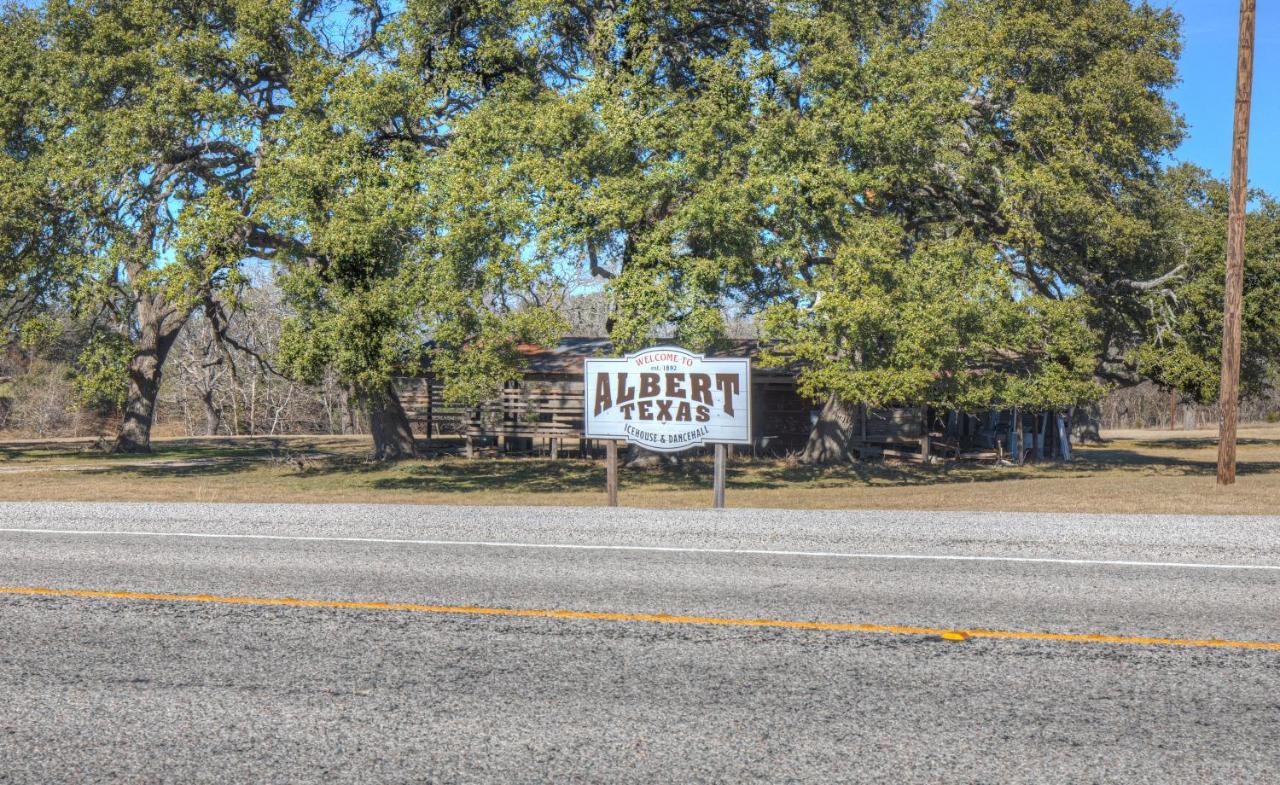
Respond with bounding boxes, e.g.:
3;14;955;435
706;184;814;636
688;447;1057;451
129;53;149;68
640;373;660;398
665;374;686;399
655;399;674;421
620;403;635;420
715;374;740;415
676;402;692;422
695;404;710;423
637;400;654;420
616;373;635;405
690;373;712;405
594;373;612;416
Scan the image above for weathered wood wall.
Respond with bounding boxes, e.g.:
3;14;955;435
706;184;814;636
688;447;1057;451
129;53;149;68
395;372;811;455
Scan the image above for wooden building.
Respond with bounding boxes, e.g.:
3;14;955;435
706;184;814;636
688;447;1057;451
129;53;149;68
395;338;1073;463
396;338;812;457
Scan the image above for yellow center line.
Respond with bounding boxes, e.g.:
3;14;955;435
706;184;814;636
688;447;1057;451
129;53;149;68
2;585;1278;651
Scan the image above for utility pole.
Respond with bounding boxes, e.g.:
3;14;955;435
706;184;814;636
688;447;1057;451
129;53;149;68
1217;0;1256;486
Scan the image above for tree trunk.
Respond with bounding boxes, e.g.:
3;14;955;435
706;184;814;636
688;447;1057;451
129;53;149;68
802;394;858;464
341;385;359;434
365;382;416;460
1071;403;1104;444
112;312;186;454
199;386;220;436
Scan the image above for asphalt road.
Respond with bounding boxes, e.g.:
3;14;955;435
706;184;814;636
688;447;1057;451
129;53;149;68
1;502;1278;784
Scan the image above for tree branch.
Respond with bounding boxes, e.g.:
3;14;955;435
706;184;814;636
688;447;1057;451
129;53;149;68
1114;264;1187;292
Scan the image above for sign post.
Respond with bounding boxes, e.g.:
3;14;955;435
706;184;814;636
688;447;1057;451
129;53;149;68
605;439;619;507
712;443;727;509
584;346;751;508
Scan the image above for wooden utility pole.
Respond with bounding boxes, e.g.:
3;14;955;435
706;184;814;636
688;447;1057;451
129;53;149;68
1217;0;1257;486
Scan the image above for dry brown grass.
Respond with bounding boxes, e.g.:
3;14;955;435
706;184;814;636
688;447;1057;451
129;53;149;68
1;427;1279;514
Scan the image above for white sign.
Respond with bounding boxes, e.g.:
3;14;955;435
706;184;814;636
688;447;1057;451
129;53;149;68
584;346;751;453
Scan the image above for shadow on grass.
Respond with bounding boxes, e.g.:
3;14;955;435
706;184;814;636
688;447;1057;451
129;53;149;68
12;436;1280;494
1107;436;1280;450
359;450;1280;495
368;441;1280;494
52;458;275;481
367;459;609;494
0;435;368;463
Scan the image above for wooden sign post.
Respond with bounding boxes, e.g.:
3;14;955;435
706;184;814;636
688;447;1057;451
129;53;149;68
605;439;619;507
712;443;727;509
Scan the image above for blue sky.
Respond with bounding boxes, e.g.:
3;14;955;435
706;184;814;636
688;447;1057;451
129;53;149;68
1159;0;1277;196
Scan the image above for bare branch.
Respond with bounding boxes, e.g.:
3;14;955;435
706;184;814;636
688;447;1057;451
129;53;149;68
203;297;283;379
1114;264;1187;292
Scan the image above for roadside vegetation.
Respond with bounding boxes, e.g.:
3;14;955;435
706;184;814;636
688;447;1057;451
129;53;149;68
3;1;1279;467
2;426;1280;515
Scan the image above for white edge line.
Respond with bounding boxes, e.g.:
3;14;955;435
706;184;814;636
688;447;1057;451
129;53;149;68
0;527;1277;572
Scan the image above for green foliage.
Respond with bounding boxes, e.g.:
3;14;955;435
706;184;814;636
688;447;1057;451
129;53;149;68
1129;166;1280;403
454;1;820;352
475;0;1181;408
0;4;85;330
763;222;1102;410
5;0;1269;429
0;0;306;446
17;315;64;352
263;0;568;406
71;332;133;410
756;0;1182;409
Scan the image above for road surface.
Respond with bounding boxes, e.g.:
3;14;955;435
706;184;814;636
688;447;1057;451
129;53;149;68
1;502;1278;783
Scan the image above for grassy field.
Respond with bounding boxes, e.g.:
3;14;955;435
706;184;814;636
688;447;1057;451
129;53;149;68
2;425;1280;514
